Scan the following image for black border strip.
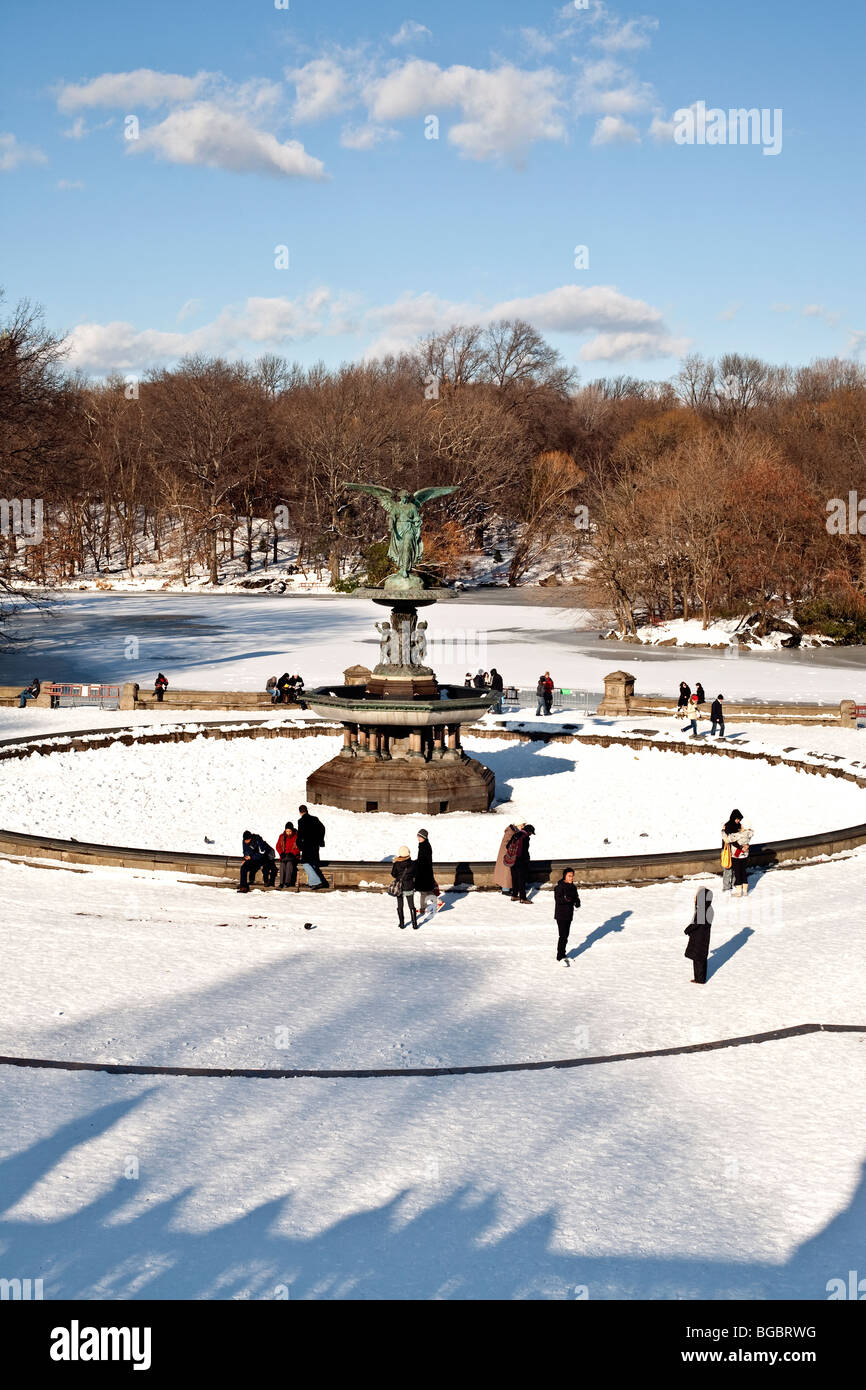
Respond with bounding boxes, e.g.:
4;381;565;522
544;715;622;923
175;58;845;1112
1;1023;863;1081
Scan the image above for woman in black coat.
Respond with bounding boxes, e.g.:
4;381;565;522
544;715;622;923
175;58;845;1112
677;681;691;712
391;847;418;929
554;868;580;964
684;886;713;984
414;829;439;915
509;823;534;904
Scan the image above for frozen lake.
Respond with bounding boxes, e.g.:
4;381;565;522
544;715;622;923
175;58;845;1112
1;591;865;703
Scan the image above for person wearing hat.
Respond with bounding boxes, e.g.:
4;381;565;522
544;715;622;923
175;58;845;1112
681;693;701;738
554;868;580;964
414;829;442;916
390;846;418;929
684;886;714;984
506;822;535;904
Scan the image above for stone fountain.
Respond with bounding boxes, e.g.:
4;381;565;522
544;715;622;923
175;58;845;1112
304;484;496;814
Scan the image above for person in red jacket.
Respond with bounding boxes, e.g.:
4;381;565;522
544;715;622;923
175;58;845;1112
276;821;299;889
542;672;554;715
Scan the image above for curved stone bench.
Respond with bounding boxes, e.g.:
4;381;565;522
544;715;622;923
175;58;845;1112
1;719;864;887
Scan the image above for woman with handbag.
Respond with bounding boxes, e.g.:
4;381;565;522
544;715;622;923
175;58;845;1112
720;808;742;892
390;847;418;929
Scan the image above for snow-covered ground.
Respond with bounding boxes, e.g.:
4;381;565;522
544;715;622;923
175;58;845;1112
3;593;865;704
1;722;864;857
1;849;864;1299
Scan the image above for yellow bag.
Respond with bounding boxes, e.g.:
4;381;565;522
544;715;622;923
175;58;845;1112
720;840;732;869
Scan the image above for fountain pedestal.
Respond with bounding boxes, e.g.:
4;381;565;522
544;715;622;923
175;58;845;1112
304;585;496;814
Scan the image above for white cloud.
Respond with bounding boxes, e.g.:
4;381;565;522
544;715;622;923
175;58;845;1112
64;281;684;373
718;301;743;321
576;59;656;117
57;69;209;112
390;21;432;46
592;16;659;53
63;292;336;372
519;27;556;56
364;283;680;358
580;330;690;361
802;303;841;325
591;114;640;144
57;178;85;189
289;57;353;123
847;330;866;358
132;103;326;179
770;302;792;313
366;60;566;161
176;298;203;323
339;123;396;150
0;132;47;171
648;112;676;141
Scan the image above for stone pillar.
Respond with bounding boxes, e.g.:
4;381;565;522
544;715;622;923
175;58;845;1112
598;670;635;717
33;679;54;709
381;732;392;761
406;728;424;760
340;726;355;757
432;725;447;759
120;682;139;711
840;700;857;728
357;727;371;757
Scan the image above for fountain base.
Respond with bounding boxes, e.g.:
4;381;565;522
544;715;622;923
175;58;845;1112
306;752;495;815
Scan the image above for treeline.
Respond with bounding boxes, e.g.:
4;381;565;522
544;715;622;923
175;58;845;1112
1;291;865;638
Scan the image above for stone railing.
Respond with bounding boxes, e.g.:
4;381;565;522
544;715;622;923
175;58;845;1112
1;721;864;888
596;669;860;726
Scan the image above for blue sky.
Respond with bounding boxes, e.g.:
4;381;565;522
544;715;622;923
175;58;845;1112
1;0;864;380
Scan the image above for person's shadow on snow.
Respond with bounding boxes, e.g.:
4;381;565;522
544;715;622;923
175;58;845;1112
708;926;754;979
568;910;632;961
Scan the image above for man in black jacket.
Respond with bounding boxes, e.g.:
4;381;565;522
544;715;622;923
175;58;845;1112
297;805;327;888
238;830;265;892
554;868;580;963
710;694;725;738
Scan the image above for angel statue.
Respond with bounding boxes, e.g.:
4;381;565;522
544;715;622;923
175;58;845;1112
345;482;457;579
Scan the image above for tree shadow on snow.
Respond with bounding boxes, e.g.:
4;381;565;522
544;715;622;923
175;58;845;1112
2;1087;864;1299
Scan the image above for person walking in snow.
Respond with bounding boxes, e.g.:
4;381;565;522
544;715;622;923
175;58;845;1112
296;805;327;888
681;693;702;737
276;821;299;889
684;886;714;984
554;868;580;964
710;694;725;738
154;672;168;703
489;667;504;712
391;846;418;929
506;822;534;904
414;829;441;916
